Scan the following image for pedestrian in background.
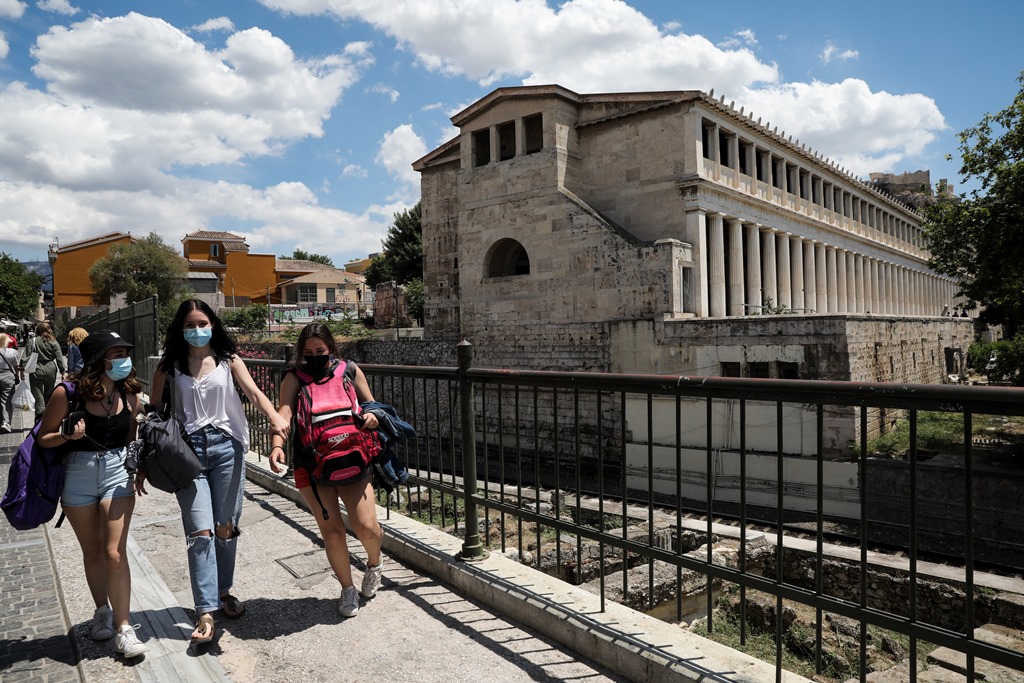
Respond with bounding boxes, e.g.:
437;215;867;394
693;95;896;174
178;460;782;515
24;322;65;422
269;322;384;618
144;299;288;645
36;330;148;658
0;333;22;434
66;327;88;376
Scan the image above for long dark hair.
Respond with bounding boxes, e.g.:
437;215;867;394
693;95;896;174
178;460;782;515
293;322;338;367
158;299;236;375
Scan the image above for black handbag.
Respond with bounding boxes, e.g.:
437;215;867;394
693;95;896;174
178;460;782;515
138;371;202;493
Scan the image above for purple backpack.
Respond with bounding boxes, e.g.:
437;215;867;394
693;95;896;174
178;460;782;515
1;382;75;531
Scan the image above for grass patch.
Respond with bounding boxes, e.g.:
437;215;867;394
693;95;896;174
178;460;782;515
861;411;1024;458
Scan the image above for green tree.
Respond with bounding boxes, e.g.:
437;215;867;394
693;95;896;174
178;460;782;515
280;248;334;267
220;303;270;333
364;202;422;288
404;277;424;321
923;72;1024;335
89;232;189;306
0;253;44;320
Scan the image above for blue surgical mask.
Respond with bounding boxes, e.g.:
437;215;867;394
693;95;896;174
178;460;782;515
106;357;133;381
184;327;213;347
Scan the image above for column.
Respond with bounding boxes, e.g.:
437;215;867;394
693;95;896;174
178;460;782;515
686;210;709;316
745;223;762;313
790;237;805;311
897;267;907;316
869;258;879;314
803;240;817;312
845;251;856;313
836;249;848;313
762;228;778;307
708;213;726;317
778;233;792;309
826;246;839;313
815;242;827;314
854;254;865;313
727;218;745;316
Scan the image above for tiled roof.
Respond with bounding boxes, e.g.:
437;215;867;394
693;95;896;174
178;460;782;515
222;241;249;252
188;259;226;268
276;259;335;272
284;268;366;285
183;230;245;241
51;232;132;252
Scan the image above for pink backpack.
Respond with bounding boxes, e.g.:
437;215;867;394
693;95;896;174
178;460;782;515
294;361;380;517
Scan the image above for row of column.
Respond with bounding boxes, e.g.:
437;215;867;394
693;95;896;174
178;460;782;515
703;120;925;251
702;212;960;318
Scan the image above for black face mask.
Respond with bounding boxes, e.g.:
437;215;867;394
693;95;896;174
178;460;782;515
303;355;331;375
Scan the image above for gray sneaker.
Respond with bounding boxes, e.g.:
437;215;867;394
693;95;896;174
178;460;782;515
114;624;148;659
338;585;360;618
90;605;114;641
360;562;383;598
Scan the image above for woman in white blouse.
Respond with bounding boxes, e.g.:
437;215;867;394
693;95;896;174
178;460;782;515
145;299;288;645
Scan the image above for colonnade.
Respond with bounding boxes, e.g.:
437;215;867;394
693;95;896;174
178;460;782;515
698;211;959;318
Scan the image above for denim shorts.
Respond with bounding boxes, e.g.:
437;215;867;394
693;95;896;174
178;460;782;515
62;448;134;507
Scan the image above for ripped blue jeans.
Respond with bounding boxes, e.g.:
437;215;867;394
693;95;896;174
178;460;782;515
176;425;245;614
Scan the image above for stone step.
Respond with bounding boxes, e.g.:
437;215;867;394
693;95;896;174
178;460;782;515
926;624;1024;682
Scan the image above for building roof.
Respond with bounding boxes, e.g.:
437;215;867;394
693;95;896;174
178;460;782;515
281;268;365;286
49;231;133;254
188;259;227;269
276;258;335;273
222;240;249;252
182;230;246;242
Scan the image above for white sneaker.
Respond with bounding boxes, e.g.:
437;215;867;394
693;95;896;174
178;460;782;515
114;624;148;659
338;585;360;618
360;562;383;598
90;605;114;641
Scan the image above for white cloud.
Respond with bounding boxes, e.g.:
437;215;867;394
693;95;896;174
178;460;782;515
342;163;367;178
0;32;9;60
738;79;945;175
368;82;399;102
37;0;77;16
0;11;386;262
0;0;26;20
662;21;681;32
420;102;442;112
718;28;757;49
822;41;858;64
375;124;427;197
192;16;235;33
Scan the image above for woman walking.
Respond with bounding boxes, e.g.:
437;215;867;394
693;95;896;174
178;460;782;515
0;333;22;434
144;299;288;644
36;330;147;658
66;327;88;376
269;322;384;618
25;322;66;422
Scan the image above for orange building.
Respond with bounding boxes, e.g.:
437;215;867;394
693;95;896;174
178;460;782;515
48;232;135;309
342;252;381;275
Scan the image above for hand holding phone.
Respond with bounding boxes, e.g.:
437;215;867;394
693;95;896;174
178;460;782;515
62;411;87;437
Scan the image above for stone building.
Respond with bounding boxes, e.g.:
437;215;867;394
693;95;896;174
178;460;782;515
412;85;973;463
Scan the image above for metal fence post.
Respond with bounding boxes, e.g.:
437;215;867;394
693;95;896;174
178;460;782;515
457;340;487;561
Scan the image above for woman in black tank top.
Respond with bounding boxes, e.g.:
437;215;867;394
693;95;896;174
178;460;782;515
35;330;148;659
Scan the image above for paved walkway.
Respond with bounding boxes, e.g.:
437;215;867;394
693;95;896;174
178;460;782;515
1;388;808;683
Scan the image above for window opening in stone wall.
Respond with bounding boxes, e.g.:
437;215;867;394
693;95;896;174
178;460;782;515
210;243;220;257
326;287;336;303
799;171;809;200
772;157;783;189
749;362;770;378
486;238;530;277
473;129;490;167
738;140;750;175
812;177;820;205
721;362;741;377
702;124;712;159
498;121;516;161
298;284;317;303
778;362;800;379
680;265;694;313
787;164;798;194
756;151;767;182
523;114;543;154
719;130;730;168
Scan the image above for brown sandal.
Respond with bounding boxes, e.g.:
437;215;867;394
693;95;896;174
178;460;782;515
220;593;246;619
190;613;214;644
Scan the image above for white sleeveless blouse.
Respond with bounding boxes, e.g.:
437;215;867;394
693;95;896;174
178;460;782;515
172;360;250;451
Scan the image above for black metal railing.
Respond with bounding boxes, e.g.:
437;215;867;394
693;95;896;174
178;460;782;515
70;297;159;390
242;348;1024;681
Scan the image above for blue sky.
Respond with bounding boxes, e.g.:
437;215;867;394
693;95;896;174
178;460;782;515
1;0;1021;277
